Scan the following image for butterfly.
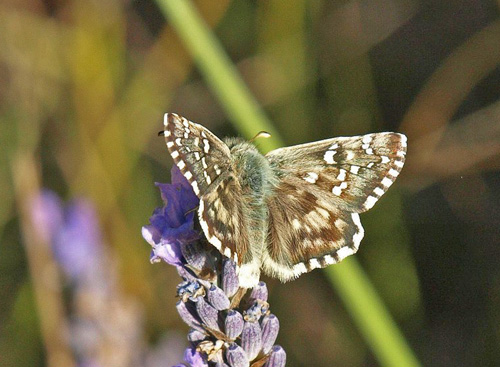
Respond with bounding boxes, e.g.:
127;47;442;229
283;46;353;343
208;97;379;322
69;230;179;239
162;113;407;288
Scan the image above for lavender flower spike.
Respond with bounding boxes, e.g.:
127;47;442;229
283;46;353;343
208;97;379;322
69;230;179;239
143;166;286;366
264;346;286;367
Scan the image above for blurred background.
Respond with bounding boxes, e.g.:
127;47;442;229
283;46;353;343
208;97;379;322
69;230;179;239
1;0;499;366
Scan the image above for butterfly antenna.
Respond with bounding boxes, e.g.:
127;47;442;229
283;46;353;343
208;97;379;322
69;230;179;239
249;131;271;143
185;206;199;216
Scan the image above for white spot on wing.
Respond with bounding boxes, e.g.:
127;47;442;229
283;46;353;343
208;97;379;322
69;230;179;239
373;187;385;197
381;156;390;164
203;139;210;153
381;177;393;187
170;150;179;159
346;151;355;160
388;168;399;177
323;254;336;265
352;213;364;250
164;130;171;137
292;262;308;275
324;150;336;164
177;160;186;170
336;246;355;260
332;182;348;196
362;135;372;144
308;258;321;270
365;148;374;155
304;172;318;183
166;141;174;148
185;171;193;180
350;165;360;174
191;181;200;195
400;134;408;148
337;169;347;181
364;195;378;209
394;160;404;168
175;138;182;146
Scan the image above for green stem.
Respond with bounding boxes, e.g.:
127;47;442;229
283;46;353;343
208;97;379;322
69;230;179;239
156;0;282;153
156;1;421;366
326;259;421;367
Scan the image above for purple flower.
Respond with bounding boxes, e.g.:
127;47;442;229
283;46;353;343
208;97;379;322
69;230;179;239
142;166;286;367
31;190;103;280
30;190;148;367
142;166;200;267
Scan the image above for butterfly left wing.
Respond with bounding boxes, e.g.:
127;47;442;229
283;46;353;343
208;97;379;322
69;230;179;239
163;113;250;265
262;132;407;281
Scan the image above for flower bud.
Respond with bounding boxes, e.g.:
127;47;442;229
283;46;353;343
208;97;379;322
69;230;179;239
241;321;262;361
207;285;230;310
264;345;286;367
261;314;279;354
225;343;249;367
248;281;268;303
225;310;244;339
222;260;239;297
196;297;220;331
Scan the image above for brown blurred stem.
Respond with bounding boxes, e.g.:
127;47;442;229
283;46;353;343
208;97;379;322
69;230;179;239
11;154;76;367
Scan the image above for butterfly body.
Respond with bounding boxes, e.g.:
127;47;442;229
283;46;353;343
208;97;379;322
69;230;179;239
221;138;276;284
163;113;407;287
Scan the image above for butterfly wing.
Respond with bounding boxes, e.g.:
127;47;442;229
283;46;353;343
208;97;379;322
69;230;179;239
163;113;249;264
163;113;232;196
262;132;407;281
265;133;407;212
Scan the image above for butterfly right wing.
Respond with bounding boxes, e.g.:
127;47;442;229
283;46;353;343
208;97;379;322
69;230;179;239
265;133;407;213
262;133;406;281
163;113;249;265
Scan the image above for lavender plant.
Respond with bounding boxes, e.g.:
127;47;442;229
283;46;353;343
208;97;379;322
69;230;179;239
142;167;286;367
31;191;148;367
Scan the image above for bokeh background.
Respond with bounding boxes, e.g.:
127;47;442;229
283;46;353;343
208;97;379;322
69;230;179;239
1;0;499;366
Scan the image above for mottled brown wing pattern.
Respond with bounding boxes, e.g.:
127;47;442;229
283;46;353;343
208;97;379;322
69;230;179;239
163;113;231;196
162;113;249;264
263;132;406;280
266;132;407;213
262;178;364;281
198;177;250;265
